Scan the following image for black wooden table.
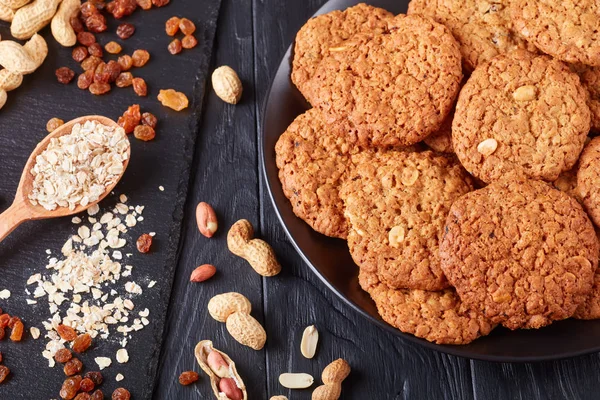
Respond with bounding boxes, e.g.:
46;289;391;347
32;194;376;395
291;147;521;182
1;0;600;399
153;0;600;399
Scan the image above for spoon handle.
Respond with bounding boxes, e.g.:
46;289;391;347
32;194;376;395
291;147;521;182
0;201;29;242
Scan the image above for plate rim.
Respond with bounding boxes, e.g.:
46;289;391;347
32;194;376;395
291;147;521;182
259;0;600;363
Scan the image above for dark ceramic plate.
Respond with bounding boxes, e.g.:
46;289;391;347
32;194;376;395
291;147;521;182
260;0;600;362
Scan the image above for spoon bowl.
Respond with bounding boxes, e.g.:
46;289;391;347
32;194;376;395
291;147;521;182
0;115;130;241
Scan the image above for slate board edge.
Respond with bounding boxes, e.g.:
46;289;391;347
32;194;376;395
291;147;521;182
143;2;223;397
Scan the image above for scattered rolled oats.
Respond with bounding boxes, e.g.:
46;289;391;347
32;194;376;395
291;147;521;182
116;348;129;363
0;289;11;299
95;356;112;370
158;186;164;191
116;373;124;381
30;326;41;339
28;121;130;211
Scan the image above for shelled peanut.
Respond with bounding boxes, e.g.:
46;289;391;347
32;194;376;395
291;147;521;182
195;340;247;400
207;292;266;350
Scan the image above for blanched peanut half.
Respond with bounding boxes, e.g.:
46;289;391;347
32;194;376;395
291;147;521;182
279;373;314;389
300;325;319;359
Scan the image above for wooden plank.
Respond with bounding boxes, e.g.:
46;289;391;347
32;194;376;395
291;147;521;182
471;355;600;400
252;0;474;398
152;0;268;398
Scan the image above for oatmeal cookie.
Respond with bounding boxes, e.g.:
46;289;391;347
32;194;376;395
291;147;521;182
511;0;600;67
574;232;600;320
359;270;494;344
275;109;360;239
291;3;393;101
453;50;590;183
440;177;598;330
407;0;535;71
576;66;600;132
305;14;462;147
424;110;454;153
341;150;473;291
577;137;600;229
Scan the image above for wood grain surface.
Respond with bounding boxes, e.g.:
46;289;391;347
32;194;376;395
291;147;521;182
2;0;600;398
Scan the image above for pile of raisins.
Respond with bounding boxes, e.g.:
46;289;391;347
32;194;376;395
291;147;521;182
56;0;159;97
165;17;198;55
117;104;158;141
0;307;26;385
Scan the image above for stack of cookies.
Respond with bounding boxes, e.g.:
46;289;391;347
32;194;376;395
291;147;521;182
275;1;600;345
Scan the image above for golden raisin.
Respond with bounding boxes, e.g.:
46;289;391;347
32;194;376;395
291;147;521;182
85;371;104;386
168;38;182;55
0;351;3;362
85;13;107;33
0;365;9;384
70;14;84;33
152;0;168;7
80;377;95;392
0;314;8;328
134;125;155;141
135;0;151;10
60;375;82;400
132;77;147;96
81;56;102;71
118;55;133;71
55;348;73;363
112;388;131;400
7;316;20;329
157;89;189;111
181;35;197;49
88;42;103;57
72;46;88;62
77;31;96;46
179;18;195;35
74;393;91;400
105;41;122;54
116;23;135;39
105;60;122;83
9;320;23;341
91;390;104;400
57;324;78;341
178;371;199;385
47;117;65;132
64;358;83;376
141;112;157;128
0;328;4;341
131;49;150;67
116;72;133;88
165;16;180;36
136;233;152;253
78;70;94;90
56;67;76;84
89;82;111;95
118;104;141;133
72;333;92;353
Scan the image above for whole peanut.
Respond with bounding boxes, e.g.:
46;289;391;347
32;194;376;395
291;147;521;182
225;311;267;350
11;0;62;39
0;69;23;91
227;219;281;277
0;89;6;109
0;3;14;22
212;65;242;104
312;359;350;400
196;202;218;238
219;377;243;400
51;0;79;46
0;0;33;8
207;292;267;350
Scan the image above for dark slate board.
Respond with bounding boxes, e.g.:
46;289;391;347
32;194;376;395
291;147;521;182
0;0;221;398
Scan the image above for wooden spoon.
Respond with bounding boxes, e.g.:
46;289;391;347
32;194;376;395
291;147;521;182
0;115;130;242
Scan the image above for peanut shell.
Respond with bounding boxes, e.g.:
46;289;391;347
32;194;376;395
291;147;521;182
11;0;61;39
212;65;242;104
51;0;79;47
0;40;37;74
225;311;266;350
194;340;247;400
0;69;23;91
207;292;251;322
0;2;14;22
